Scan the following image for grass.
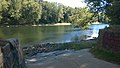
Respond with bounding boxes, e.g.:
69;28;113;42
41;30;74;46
91;47;120;64
57;40;96;50
61;38;120;65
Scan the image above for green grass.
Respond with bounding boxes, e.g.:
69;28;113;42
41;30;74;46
91;47;120;64
57;40;96;50
59;39;120;64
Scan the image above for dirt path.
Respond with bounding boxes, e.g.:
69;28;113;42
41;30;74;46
27;49;120;68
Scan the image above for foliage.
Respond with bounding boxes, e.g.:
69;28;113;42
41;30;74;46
84;0;109;23
85;0;120;25
84;0;109;12
0;0;8;22
40;2;62;24
106;0;120;25
91;47;120;64
0;0;96;27
0;0;42;25
21;0;42;25
71;7;93;27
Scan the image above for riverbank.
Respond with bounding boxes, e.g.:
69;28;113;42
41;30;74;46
92;22;101;24
22;40;96;57
23;39;120;67
32;23;71;26
0;23;71;27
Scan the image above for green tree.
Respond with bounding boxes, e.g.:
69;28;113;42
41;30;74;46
63;7;74;23
40;2;64;24
71;7;93;28
0;0;8;24
84;0;108;22
106;0;120;25
0;0;42;25
20;0;42;25
0;0;23;25
85;0;120;25
0;0;102;27
57;4;64;23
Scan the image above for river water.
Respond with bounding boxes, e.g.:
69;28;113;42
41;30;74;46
0;24;109;46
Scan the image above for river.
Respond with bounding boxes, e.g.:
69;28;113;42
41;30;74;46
0;24;109;46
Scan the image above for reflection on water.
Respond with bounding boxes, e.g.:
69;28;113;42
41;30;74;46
0;24;109;46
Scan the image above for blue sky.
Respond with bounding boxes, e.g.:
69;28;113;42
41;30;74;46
43;0;86;8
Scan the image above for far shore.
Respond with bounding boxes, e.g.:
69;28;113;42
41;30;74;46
0;22;105;27
32;23;71;26
91;22;102;24
0;23;72;27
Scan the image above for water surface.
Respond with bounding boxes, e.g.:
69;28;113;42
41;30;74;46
0;24;109;46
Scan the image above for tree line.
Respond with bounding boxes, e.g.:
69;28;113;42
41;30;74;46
0;0;102;27
0;0;42;25
1;0;114;27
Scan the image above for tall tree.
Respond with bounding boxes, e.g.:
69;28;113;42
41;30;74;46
0;0;9;24
71;7;93;28
106;0;120;25
85;0;120;25
0;0;42;25
40;2;64;24
21;0;42;25
84;0;109;22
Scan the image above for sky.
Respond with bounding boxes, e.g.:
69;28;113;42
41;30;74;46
43;0;86;8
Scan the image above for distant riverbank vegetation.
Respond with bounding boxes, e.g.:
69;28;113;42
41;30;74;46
0;0;108;28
